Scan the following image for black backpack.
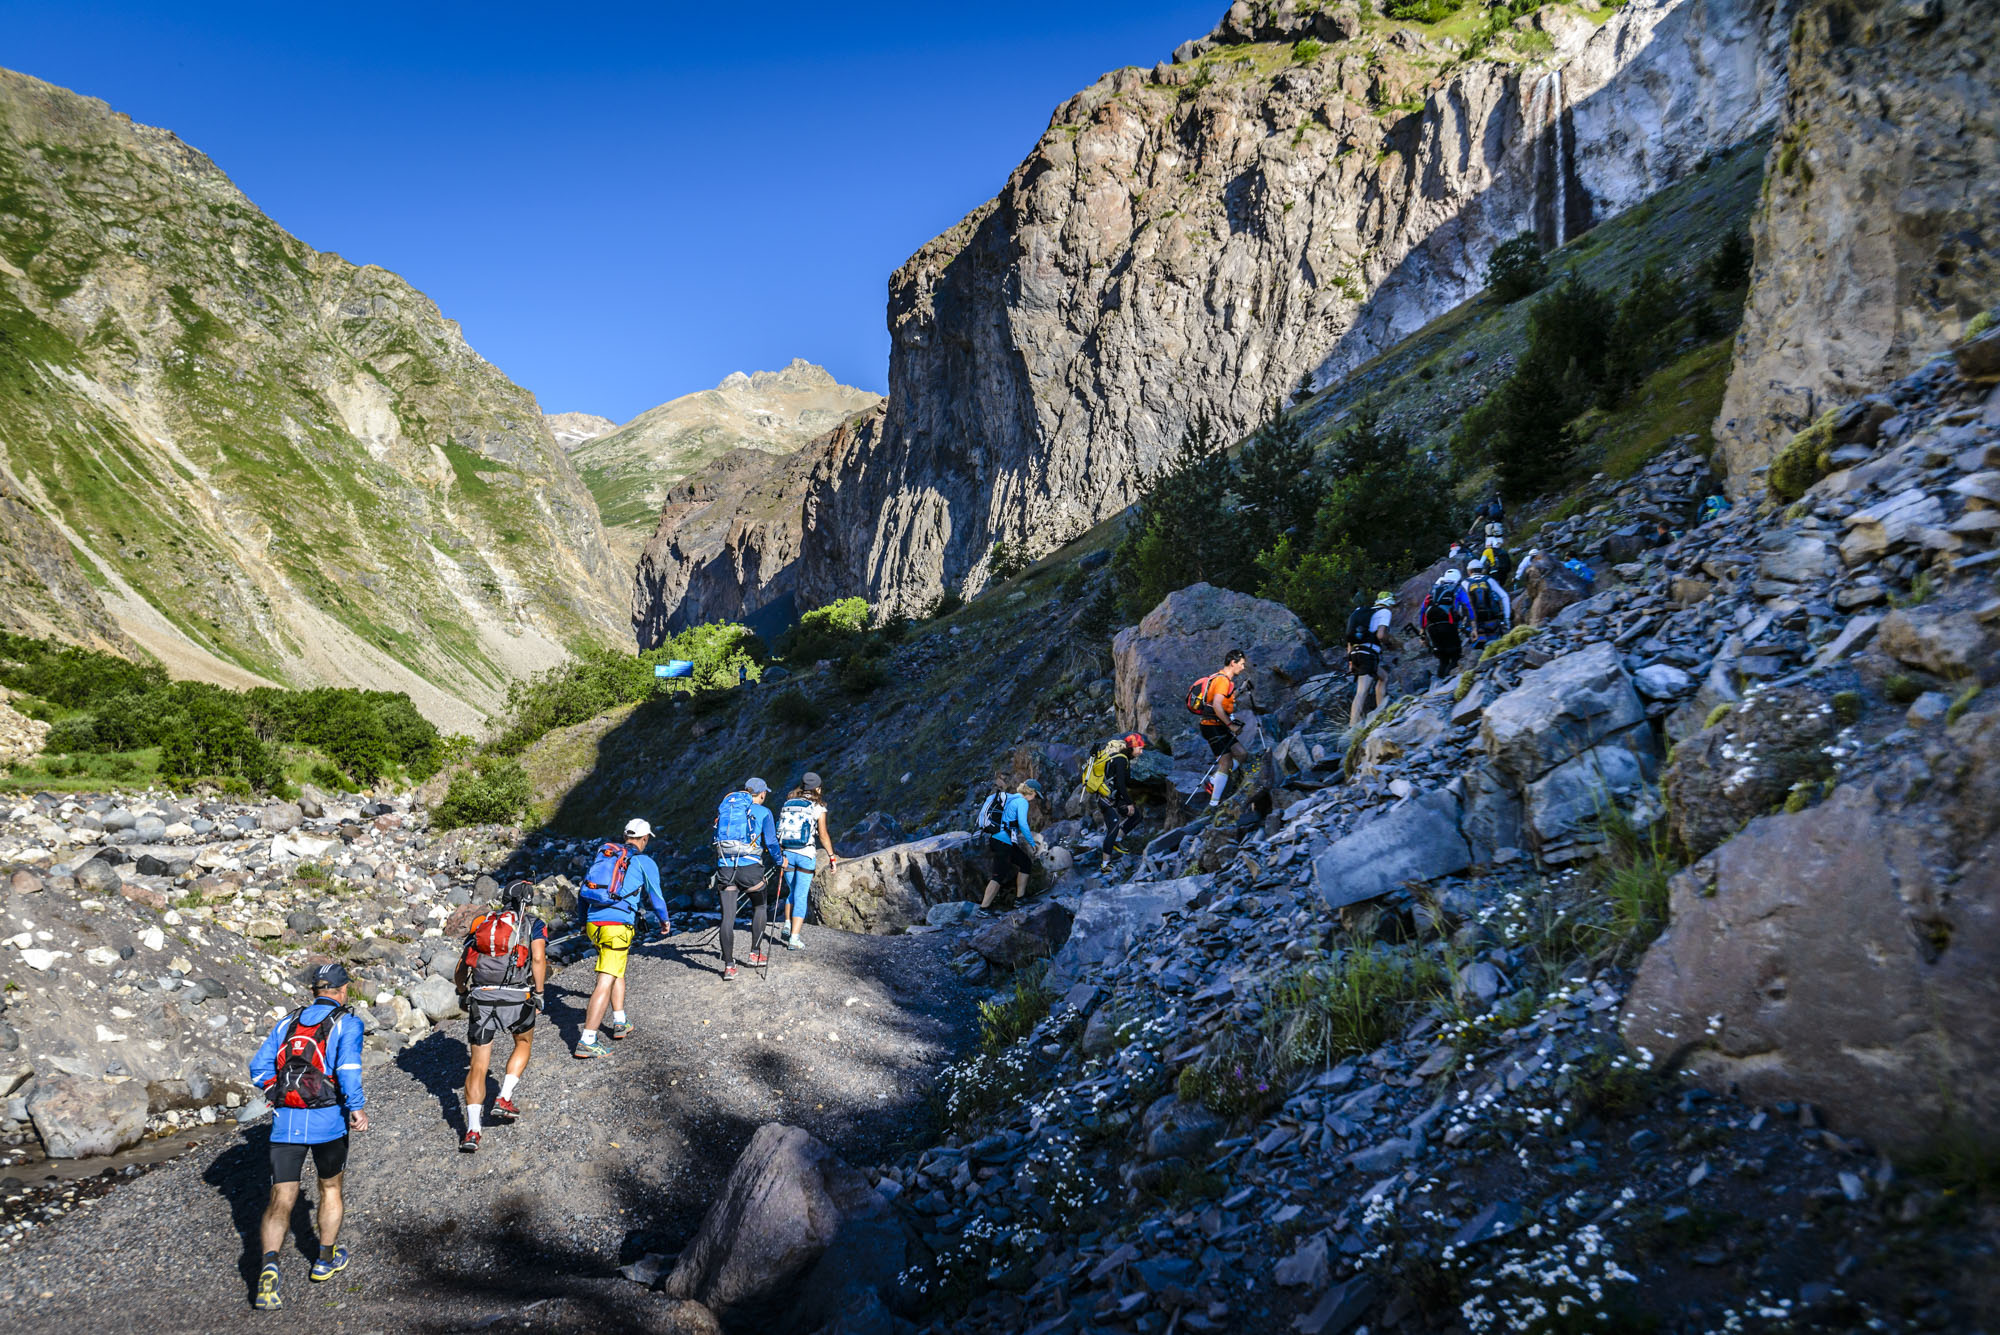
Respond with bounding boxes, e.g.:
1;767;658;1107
1345;606;1375;648
1467;580;1502;625
1422;582;1458;629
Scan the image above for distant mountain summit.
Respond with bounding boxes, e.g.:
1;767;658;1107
572;359;880;567
544;412;619;450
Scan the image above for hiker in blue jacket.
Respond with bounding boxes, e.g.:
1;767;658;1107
574;818;670;1060
977;778;1044;911
245;962;368;1310
714;777;783;980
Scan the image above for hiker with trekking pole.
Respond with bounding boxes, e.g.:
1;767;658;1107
713;777;783;980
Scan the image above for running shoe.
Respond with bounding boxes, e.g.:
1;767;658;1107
489;1097;519;1123
459;1128;480;1153
254;1262;283;1310
785;933;805;951
572;1035;610;1059
309;1246;349;1282
722;964;738;981
747;951;768;967
606;1019;635;1040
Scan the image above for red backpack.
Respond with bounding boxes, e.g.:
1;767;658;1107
462;908;534;990
1185;674;1215;718
273;1005;347;1110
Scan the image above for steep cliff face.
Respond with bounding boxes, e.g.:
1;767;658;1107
799;0;1790;616
576;360;880;568
1714;0;2000;488
630;403;883;646
0;67;627;730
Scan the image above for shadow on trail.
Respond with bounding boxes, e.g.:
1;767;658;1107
395;1028;478;1134
201;1124;328;1302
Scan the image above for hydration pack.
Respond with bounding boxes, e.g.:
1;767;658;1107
273;1004;347;1111
714;790;764;860
579;842;635;913
1185;674;1219;719
1345;605;1376;649
976;789;1008;835
776;797;819;851
463;908;535;991
1422;582;1459;629
1467;578;1503;628
1082;742;1122;798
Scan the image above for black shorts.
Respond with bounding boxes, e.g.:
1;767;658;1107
988;835;1034;881
1200;721;1239;758
1347;647;1382;679
717;863;769;894
270;1135;348;1184
467;993;537;1046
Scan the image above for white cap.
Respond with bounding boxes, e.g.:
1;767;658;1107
624;818;652;839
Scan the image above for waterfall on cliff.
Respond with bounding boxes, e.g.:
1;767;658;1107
1530;68;1572;250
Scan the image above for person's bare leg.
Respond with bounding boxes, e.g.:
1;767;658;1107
463;1043;492;1110
505;1028;534;1078
259;1181;300;1256
315;1173;344;1249
582;972;615;1032
979;878;1001;909
1350;679;1369;728
610;975;627;1015
1014;872;1029;903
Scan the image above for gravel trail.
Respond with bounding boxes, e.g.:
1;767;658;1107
0;920;979;1333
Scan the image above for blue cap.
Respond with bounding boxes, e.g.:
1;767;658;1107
310;962;350;990
745;777;770;794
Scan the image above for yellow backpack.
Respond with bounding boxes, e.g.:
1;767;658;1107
1082;741;1123;797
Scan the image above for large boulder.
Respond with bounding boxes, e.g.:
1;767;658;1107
663;1123;901;1330
815;833;986;934
1312;789;1471;909
964;899;1074;970
836;811;906;858
1623;767;2000;1157
1113;583;1323;759
1356;704;1447;776
1662;684;1838;859
26;1073;150;1159
1480;642;1648;787
1045;876;1204;991
1876;601;2000;684
1516;552;1594;625
1524;743;1654;853
411;975;464;1022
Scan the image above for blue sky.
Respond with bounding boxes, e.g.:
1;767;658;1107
1;1;1220;420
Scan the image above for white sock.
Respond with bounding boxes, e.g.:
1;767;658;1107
466;1104;482;1131
499;1074;519;1101
612;1010;626;1026
1209;770;1229;806
582;1029;598;1044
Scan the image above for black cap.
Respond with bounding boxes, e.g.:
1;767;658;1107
310;962;350;990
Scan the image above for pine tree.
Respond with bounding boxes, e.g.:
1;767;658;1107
1234;403;1318;555
1111;411;1246;619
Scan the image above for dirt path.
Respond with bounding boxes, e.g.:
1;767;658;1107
0;919;979;1333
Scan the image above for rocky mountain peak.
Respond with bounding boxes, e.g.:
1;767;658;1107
544;411;619;450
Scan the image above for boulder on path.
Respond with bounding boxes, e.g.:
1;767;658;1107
1624;767;2000;1157
1877;601;2000;684
1663;684;1839;858
1481;642;1647;787
1525;743;1654;852
1045;876;1205;991
26;1073;150;1159
1357;704;1446;776
73;858;120;894
814;833;985;934
259;803;304;833
1113;583;1323;759
964;898;1074;970
1517;551;1594;625
663;1123;901;1330
411;974;464;1022
1312;788;1471;908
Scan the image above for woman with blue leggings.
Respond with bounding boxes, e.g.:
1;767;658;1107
775;773;838;950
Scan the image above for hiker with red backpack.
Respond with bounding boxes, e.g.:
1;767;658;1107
1186;649;1252;813
1419;568;1476;681
453;879;548;1152
245;962;368;1311
574;818;671;1059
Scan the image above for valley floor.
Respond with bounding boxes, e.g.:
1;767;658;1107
0;922;979;1334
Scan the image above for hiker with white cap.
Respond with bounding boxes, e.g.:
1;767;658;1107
713;778;783;980
573;817;670;1059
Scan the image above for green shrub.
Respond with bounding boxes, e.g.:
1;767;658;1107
1176;1029;1282;1118
778;598;871;663
1600;260;1689;407
1478;625;1538;663
1458;273;1613;501
979;963;1053;1052
1293;37;1324;63
1947;683;1983;725
432;755;532;829
987;540;1032;582
767;688;826;729
1110;411;1245;619
925;591;964;620
1831;690;1863;725
1483;232;1546;304
1766;409;1837;502
492;626;762;755
1385;0;1465;18
1264;946;1448;1073
835;654;890;696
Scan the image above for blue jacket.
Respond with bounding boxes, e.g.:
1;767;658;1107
992;792;1034;847
249;998;365;1144
586;848;669;928
715;794;782;868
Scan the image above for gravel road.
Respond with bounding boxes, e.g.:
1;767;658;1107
0;919;980;1333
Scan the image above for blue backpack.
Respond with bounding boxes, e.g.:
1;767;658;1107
714;791;764;862
578;842;636;914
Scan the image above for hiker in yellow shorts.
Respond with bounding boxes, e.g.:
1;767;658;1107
573;819;670;1059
